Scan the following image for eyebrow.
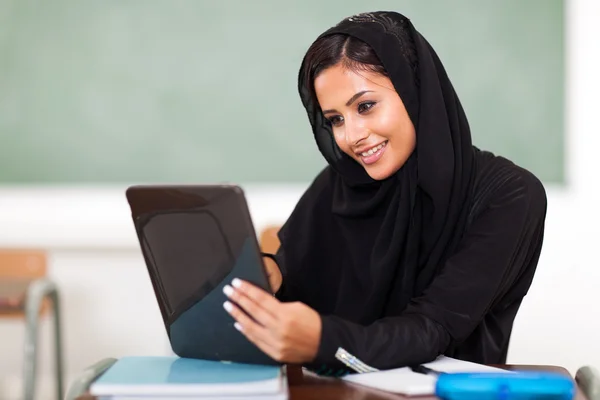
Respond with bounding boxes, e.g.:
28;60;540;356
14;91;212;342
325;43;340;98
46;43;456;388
322;90;373;115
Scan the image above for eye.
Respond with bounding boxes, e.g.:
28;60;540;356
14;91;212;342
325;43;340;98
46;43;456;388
327;115;344;127
357;101;376;114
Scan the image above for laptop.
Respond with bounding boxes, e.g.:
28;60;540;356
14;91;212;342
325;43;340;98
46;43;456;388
125;184;279;365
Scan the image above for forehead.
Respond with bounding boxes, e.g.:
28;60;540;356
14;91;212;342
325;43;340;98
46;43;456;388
314;64;390;106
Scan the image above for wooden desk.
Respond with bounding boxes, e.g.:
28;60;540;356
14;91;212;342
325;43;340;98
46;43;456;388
77;364;588;400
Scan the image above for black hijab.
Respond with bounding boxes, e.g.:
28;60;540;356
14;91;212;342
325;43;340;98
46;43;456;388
277;11;475;325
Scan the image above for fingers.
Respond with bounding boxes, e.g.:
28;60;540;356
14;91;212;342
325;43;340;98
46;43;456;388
223;300;280;359
223;278;300;362
223;291;320;364
232;278;281;309
223;282;278;326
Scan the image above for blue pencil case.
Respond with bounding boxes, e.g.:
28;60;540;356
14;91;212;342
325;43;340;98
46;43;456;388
435;371;576;400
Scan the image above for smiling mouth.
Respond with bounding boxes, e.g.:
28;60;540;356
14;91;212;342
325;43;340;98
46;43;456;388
358;141;388;165
358;141;387;157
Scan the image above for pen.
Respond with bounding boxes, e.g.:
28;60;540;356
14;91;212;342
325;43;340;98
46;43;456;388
410;364;441;376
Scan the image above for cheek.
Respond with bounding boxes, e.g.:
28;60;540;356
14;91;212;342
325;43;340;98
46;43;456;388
332;130;352;155
380;112;415;149
374;108;405;138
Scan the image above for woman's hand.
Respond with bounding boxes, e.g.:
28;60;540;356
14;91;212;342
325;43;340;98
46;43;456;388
262;256;282;293
222;278;321;364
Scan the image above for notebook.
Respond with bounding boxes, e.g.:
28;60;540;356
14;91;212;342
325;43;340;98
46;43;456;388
89;356;288;399
340;355;512;396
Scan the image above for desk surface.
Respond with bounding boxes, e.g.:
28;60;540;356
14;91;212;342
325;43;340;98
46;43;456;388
77;364;588;400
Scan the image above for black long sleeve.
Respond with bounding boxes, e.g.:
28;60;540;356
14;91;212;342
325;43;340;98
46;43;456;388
311;170;546;369
271;165;545;370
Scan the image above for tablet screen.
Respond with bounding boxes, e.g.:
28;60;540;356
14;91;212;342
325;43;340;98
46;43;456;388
141;210;233;319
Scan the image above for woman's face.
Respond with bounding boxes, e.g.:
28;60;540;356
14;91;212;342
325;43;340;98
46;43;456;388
314;63;416;180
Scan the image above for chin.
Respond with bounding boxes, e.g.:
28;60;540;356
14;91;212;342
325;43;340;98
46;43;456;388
365;165;397;181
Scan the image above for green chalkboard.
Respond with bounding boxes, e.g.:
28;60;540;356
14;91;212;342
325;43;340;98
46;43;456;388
0;0;564;183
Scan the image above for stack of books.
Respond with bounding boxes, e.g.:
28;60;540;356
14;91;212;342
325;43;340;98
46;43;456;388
89;356;288;400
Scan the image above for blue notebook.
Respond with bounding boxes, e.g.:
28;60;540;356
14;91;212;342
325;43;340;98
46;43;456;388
89;356;285;398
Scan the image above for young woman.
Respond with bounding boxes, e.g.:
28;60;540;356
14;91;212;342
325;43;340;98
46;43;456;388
221;11;547;374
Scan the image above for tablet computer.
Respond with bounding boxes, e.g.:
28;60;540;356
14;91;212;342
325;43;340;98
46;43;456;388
125;184;279;365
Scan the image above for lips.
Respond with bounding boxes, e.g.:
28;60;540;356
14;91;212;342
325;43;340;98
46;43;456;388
358;141;388;165
356;141;387;157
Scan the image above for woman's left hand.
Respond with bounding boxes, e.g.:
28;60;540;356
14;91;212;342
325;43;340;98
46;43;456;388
222;278;322;364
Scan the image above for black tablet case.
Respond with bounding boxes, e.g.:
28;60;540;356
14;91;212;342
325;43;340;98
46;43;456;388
126;184;279;365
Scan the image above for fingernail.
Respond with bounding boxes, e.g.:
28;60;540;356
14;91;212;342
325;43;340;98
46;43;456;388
232;278;242;288
234;322;243;331
223;301;233;312
223;285;234;297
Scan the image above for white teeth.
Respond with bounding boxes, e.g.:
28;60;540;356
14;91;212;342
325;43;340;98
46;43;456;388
361;142;386;157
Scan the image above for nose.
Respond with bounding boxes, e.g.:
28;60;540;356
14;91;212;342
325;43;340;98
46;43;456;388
344;119;369;147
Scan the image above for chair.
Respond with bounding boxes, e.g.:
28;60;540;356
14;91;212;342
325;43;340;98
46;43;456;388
0;249;64;400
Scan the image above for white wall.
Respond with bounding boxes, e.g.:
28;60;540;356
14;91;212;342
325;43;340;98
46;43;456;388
1;0;599;398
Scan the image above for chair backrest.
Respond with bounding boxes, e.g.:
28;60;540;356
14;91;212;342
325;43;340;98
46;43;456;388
0;249;47;279
0;249;48;318
259;225;281;255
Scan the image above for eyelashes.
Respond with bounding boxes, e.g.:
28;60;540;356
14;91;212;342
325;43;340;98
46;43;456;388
357;101;375;113
327;101;377;127
328;115;343;126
